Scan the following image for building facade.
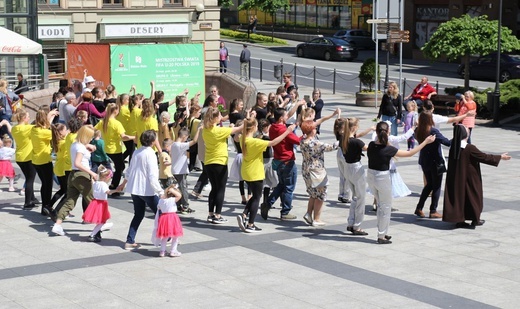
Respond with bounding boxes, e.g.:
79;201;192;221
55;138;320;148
1;0;221;84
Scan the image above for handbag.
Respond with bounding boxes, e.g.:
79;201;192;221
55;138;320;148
87;103;100;126
436;161;447;174
309;168;328;188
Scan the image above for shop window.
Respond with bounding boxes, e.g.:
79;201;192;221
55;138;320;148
37;0;59;4
415;6;449;49
45;49;66;77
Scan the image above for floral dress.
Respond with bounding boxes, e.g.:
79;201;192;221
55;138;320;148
300;137;337;201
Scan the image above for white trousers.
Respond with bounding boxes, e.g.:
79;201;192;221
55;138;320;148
336;150;352;199
345;161;366;228
367;169;392;238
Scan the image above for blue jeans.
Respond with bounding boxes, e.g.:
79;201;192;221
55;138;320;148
381;115;398;136
126;194;159;244
268;160;297;215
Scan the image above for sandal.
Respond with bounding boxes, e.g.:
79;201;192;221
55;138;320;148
346;226;353;232
351;229;368;236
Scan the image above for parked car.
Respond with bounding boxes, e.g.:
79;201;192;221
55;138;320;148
457;53;520;83
333;29;375;50
296;37;358;61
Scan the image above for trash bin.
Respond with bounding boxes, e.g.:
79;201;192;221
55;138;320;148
487;91;494;113
274;65;282;82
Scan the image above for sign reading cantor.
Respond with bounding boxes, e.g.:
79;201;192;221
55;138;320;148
104;24;189;38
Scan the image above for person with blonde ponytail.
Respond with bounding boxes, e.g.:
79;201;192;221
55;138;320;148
135;98;162;152
202;107;243;224
11;109;39;209
95;103;135;193
237;117;295;233
31;107;59;215
340;117;373;235
49;123;69;210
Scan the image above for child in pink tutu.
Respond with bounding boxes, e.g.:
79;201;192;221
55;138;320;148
82;165;119;242
0;134;16;192
152;184;184;257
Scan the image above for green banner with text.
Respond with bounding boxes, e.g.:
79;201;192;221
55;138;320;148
110;44;205;105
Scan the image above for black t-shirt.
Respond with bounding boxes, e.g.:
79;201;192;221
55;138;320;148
93;99;106;113
343;137;365;163
254;106;267;120
261;134;273;158
367;142;398;171
229;112;244;125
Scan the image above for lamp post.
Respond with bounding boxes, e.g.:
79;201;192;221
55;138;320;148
384;0;390;91
492;0;503;125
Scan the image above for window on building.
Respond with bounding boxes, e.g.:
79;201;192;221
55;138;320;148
164;0;182;5
37;0;60;4
103;0;123;5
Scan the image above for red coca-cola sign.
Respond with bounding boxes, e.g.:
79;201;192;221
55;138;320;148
2;46;22;53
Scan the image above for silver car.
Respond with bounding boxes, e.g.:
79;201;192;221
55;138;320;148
333;29;375;50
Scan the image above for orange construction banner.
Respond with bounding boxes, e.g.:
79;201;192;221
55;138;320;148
66;43;111;89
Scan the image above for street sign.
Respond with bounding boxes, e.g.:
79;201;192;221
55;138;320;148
376;23;400;34
367;18;389;24
387;30;410;43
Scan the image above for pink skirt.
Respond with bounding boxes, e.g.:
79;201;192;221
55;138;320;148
156;212;184;238
0;160;15;178
82;199;111;224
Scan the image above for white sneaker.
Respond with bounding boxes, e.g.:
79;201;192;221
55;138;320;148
52;224;65;236
101;222;114;231
303;213;313;225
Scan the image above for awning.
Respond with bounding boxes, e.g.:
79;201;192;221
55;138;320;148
99;17;191;39
0;26;43;55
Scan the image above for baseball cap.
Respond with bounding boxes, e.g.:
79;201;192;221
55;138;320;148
455;93;463;100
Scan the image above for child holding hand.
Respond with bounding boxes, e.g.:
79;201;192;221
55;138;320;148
152;184;184;257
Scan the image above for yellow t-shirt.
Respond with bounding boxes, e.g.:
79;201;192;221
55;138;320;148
202;126;232;165
12;124;34;162
159;151;173;179
129;107;142;136
241;137;269;182
136;115;159;148
116;104;132;134
63;132;77;172
53;139;67;177
31;126;52;165
95;118;125;154
158;123;175;145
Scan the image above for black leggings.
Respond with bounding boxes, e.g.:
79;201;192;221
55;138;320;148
417;167;444;212
123;140;135;163
33;162;54;209
244;180;263;224
193;162;209;194
49;171;70;210
239;180;252;197
205;164;228;214
108;152;124;188
17;161;37;206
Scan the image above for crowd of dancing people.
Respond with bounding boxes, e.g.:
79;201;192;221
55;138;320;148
0;73;511;252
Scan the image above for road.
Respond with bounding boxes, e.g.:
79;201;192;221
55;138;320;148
224;41;496;95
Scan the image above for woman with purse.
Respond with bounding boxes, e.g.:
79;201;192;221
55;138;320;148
300;120;339;227
377;81;402;136
414;112;451;219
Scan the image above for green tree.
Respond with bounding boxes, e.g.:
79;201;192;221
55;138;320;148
422;14;520;89
218;0;233;8
238;0;289;41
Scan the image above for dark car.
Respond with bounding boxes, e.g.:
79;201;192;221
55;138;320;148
457;53;520;83
296;37;358;61
333;29;375;50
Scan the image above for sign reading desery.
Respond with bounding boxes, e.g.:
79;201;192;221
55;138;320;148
110;43;205;110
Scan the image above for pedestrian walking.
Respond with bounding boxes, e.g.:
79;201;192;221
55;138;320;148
240;44;251;81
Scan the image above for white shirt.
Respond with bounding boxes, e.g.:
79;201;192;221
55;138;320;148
125;146;163;196
70;142;90;170
170;141;190;175
92;181;109;200
432;113;448;127
0;147;15;160
158;197;177;214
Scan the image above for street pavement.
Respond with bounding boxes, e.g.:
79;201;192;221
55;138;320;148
1;78;520;308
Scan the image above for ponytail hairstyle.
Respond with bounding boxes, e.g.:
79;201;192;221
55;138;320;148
341;117;359;155
97;164;113;182
333;117;346;141
203;106;220;129
103;103;119;133
105;84;116;98
415;112;434;143
116;93;129;109
189;104;201;121
153;90;164;104
129;93;143;112
34;108;50;129
375;121;389;146
14;108;29;123
51;123;67;153
141;98;155;120
241;117;258;157
203;94;217;108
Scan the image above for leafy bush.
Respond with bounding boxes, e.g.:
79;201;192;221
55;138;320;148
220;29;287;45
359;58;380;92
445;81;520;113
